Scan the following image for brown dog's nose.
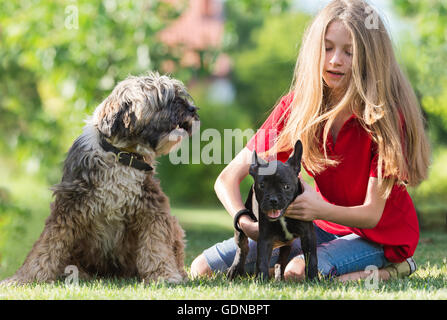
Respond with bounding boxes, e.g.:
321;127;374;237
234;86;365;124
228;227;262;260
188;105;198;113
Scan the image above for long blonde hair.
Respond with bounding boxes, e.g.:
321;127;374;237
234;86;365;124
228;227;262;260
271;0;430;198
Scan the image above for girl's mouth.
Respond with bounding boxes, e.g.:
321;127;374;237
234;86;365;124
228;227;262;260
327;70;345;78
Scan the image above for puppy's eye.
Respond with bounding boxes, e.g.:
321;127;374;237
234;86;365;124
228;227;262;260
284;184;290;190
259;182;265;189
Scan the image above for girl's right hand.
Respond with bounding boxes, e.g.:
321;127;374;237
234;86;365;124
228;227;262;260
238;215;259;241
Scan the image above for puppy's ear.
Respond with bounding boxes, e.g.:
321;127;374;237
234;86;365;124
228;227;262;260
286;140;303;174
249;151;259;177
249;151;269;177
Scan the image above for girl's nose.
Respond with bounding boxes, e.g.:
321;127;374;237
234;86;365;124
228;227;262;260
330;50;343;66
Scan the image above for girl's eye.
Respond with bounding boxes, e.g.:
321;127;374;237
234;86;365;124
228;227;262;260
325;47;333;51
345;51;352;56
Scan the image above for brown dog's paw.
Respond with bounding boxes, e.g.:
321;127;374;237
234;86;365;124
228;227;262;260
166;272;187;284
0;276;25;287
142;272;186;285
0;278;14;287
180;270;189;282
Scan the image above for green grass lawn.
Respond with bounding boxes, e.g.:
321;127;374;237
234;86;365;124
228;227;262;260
0;172;446;299
1;203;447;299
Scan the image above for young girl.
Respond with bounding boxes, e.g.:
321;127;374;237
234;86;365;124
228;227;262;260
191;0;430;282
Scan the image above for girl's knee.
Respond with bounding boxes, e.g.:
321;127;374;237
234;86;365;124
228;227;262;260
190;254;212;278
317;249;338;278
283;257;306;282
283;250;338;280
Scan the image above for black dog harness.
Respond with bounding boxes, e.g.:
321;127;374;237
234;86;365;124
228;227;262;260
99;137;153;172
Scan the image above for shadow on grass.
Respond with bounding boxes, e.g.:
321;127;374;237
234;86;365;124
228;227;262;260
182;224;233;265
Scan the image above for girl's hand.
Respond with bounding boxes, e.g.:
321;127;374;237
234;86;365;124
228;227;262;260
285;179;328;221
239;215;259;241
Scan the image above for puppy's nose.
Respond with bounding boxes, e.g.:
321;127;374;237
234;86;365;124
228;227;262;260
269;197;279;207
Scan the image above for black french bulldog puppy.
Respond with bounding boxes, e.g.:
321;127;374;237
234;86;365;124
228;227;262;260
227;140;318;281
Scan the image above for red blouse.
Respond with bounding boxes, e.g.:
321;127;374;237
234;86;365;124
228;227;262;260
246;93;419;263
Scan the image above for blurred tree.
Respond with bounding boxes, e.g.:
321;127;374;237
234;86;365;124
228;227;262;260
0;0;301;208
393;0;447;145
157;0;300;205
224;0;292;53
393;0;447;225
225;8;310;125
0;187;28;248
0;0;187;183
157;82;253;206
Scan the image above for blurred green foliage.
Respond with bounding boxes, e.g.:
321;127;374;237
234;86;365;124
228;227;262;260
158;1;301;205
393;0;447;144
156;82;254;206
0;0;298;208
0;0;446;221
0;0;189;182
0;0;297;272
0;187;28;250
392;0;447;221
230;12;310;125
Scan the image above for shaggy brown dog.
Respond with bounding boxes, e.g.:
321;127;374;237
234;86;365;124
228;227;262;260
1;73;199;285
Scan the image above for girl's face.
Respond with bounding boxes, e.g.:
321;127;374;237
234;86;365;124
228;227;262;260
323;21;353;90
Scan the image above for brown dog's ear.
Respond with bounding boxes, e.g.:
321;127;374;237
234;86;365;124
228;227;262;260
286;140;303;175
98;97;136;139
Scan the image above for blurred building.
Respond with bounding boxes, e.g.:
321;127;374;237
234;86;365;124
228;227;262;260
158;0;234;104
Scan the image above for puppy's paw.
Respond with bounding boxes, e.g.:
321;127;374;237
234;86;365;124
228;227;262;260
227;265;245;280
255;272;270;282
226;266;237;280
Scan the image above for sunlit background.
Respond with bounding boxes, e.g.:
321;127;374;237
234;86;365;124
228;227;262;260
1;0;446;278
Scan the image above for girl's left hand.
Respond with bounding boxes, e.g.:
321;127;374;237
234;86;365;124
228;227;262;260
285;179;328;221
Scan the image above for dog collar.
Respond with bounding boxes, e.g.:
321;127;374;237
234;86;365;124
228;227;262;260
99;137;153;172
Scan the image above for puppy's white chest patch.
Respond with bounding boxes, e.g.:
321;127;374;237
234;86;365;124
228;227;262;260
279;217;293;240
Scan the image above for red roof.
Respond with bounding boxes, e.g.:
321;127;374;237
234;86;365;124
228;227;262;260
159;0;223;50
158;0;229;74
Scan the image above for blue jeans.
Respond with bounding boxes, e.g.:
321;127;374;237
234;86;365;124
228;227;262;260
202;224;391;278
